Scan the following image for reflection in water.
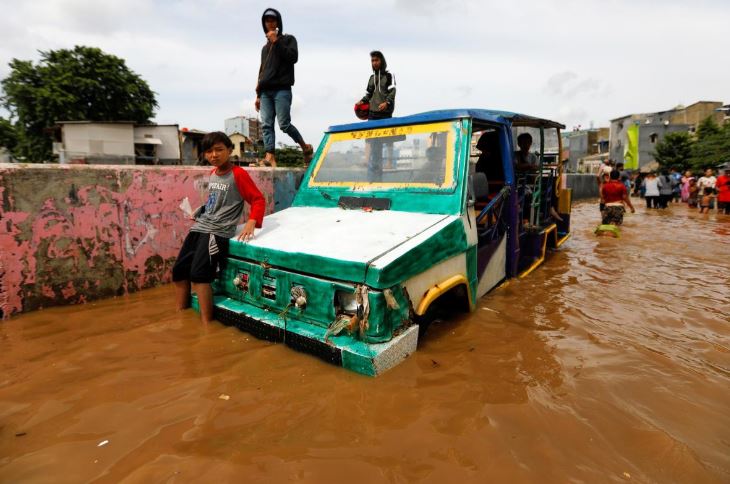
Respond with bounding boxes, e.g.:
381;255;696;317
1;202;729;483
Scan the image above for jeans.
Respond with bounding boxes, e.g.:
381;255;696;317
657;194;671;208
259;89;304;153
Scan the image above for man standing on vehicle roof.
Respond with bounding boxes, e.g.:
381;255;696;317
358;51;396;120
358;51;397;178
255;8;313;167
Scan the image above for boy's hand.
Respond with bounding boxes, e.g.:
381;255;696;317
630;207;636;213
238;220;257;242
255;97;260;112
266;30;278;43
378;102;388;111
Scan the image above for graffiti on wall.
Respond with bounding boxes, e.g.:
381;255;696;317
0;165;280;317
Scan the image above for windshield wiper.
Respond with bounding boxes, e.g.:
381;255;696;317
318;189;334;201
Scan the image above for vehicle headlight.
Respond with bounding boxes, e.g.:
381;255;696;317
335;290;358;312
233;272;249;291
291;285;307;309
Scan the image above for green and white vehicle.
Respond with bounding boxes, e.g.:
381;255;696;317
194;109;571;376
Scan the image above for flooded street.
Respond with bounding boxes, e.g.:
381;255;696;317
1;200;728;483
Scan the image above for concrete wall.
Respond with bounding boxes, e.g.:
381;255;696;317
0;164;303;318
566;173;599;200
0;166;590;318
669;101;724;127
637;123;689;168
566;131;590;172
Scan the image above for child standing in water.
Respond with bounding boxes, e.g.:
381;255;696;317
699;187;715;214
688;178;699;208
173;132;265;324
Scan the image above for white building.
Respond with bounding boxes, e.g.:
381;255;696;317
56;121;181;164
224;116;261;142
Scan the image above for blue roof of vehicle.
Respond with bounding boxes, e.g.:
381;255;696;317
328;109;565;133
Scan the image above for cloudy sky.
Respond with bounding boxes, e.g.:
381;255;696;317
1;0;728;145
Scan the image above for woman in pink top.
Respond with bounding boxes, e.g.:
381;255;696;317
680;170;693;203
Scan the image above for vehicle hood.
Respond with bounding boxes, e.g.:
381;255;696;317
228;206;455;285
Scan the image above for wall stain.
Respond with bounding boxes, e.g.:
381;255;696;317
0;165;302;316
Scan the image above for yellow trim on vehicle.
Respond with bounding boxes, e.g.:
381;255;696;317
556;232;571;247
416;274;472;316
558;188;572;214
329;121;454;141
309;121;456;190
519;224;557;278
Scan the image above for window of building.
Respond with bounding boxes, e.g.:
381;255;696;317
649;133;658;144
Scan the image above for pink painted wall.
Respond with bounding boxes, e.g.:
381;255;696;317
0;164;295;318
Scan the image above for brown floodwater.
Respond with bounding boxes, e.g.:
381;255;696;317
1;201;729;483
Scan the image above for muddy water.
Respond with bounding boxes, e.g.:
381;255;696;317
1;201;729;483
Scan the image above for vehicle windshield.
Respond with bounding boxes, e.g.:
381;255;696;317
310;121;457;189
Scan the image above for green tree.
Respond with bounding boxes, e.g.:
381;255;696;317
695;116;720;140
689;117;730;171
652;131;693;171
0;117;18;154
1;46;157;161
274;144;305;167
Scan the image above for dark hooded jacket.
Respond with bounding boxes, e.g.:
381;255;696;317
256;8;298;94
360;51;396;117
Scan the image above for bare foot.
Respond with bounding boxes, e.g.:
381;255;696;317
265;153;277;168
301;143;313;164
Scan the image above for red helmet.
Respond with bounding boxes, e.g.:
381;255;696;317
354;102;369;120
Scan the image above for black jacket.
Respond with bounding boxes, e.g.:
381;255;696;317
257;8;298;93
360;51;396;116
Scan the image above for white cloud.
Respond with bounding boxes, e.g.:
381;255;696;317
545;72;579;97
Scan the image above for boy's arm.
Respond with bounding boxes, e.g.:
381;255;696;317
255;47;266;96
385;73;396;106
360;76;374;103
192;204;205;219
277;35;298;64
233;167;265;228
622;188;635;212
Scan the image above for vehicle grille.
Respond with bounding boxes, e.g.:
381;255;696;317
213;306;343;366
215;306;284;342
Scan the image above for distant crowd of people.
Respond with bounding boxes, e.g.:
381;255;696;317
597;161;730;226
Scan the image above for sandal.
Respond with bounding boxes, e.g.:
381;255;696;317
258;157;276;167
302;144;314;164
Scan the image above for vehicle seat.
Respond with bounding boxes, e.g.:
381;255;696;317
489;179;504;189
473;172;489;210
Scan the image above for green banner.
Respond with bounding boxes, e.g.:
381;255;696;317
624;124;639;170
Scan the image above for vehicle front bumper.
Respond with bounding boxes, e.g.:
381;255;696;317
192;295;419;376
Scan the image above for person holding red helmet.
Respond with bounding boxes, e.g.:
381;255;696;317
356;51;396;120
